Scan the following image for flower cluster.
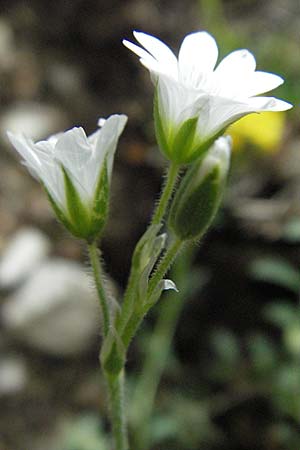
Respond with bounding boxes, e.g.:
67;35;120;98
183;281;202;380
7;29;292;242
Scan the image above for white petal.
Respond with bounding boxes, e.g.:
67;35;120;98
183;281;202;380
55;127;91;170
178;31;218;87
7;131;65;207
123;39;154;62
177;92;209;125
7;131;42;172
157;76;182;125
216;49;256;75
246;96;293;111
132;31;178;78
198;93;293;142
246;71;284;96
133;31;177;67
92;114;127;179
54;127;92;200
195;96;256;140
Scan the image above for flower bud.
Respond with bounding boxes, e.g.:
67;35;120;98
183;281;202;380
168;136;231;241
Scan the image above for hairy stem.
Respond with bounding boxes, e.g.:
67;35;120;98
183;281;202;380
151;163;180;225
106;371;128;450
88;241;111;336
121;239;183;349
131;247;195;449
147;238;182;298
117;163;180;336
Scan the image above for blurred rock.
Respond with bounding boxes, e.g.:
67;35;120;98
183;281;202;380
0;19;16;70
0;356;27;396
2;259;100;356
0;227;51;290
1;102;67;141
48;62;84;97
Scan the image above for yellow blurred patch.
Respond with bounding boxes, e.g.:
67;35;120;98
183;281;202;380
228;112;286;153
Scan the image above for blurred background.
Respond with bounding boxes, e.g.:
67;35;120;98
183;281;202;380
0;0;299;449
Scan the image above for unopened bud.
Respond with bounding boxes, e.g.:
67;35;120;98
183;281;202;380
168;136;231;241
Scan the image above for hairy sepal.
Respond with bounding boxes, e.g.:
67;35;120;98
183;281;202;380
170;166;222;241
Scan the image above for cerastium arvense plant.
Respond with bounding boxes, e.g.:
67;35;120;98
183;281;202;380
8;30;292;450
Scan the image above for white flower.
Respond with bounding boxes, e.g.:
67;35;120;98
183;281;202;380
7;114;127;240
123;31;292;163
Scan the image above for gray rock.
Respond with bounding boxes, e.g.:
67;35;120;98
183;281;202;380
0;356;27;395
1;102;67;141
0;228;51;290
2;259;101;356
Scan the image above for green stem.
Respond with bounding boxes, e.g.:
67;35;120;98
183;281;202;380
121;238;183;349
106;371;128;450
117;163;180;336
147;238;182;298
88;241;110;336
117;266;138;334
131;248;194;450
151;162;180;225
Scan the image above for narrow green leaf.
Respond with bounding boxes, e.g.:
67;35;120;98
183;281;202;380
101;328;125;376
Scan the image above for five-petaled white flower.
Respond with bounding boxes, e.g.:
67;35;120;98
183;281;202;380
7;114;127;240
123;31;292;164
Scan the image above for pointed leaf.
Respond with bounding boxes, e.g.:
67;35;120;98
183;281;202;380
100;327;125;376
132;224;162;271
138;233;167;299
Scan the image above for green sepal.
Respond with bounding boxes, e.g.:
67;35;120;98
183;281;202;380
62;166;92;239
186;128;227;164
154;86;171;158
88;157;109;241
44;185;80;237
100;328;125;376
171;117;198;163
169;166;222;241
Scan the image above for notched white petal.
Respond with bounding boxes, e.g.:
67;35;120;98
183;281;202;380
179;31;218;81
123;39;153;62
133;31;177;68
